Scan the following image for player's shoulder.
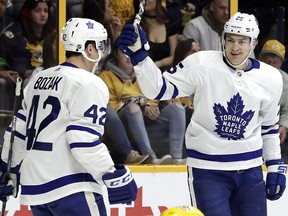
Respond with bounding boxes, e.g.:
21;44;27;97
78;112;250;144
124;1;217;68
257;60;282;79
255;60;282;88
46;64;108;93
184;50;222;63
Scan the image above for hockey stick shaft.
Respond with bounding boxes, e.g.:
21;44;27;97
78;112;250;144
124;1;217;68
1;77;22;216
129;0;149;52
133;0;146;26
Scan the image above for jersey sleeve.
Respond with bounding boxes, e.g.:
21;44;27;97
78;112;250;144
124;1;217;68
261;71;283;162
66;79;115;182
1;100;29;171
134;55;199;101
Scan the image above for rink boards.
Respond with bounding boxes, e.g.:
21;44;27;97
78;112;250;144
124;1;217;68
0;165;287;216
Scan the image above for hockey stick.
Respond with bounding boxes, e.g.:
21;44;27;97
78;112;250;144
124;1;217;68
129;0;150;52
1;77;22;216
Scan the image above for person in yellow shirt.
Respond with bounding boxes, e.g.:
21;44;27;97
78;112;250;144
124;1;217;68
99;42;186;164
110;0;134;31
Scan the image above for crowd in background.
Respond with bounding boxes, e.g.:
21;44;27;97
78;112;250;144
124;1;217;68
1;0;288;164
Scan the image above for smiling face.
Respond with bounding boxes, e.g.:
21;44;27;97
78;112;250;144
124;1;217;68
224;33;252;69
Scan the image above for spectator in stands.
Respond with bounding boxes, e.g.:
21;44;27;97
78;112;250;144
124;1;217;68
130;0;179;71
23;30;57;86
82;0;150;164
110;0;134;31
82;0;120;46
258;39;288;162
104;106;150;164
66;0;83;20
18;0;55;78
171;38;200;127
82;0;121;73
182;0;229;51
0;0;31;145
165;0;197;34
99;42;186;164
0;0;31;81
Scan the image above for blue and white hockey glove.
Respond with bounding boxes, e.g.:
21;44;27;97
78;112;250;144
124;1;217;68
117;23;149;66
0;160;20;202
102;164;138;205
265;159;287;200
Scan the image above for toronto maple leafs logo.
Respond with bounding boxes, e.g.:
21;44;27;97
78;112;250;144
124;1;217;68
86;21;94;29
213;93;254;140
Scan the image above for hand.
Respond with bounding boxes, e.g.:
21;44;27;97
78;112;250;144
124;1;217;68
102;164;138;204
111;16;121;33
0;70;19;84
0;161;20;202
0;180;14;202
265;159;287;200
117;23;148;65
144;105;160;120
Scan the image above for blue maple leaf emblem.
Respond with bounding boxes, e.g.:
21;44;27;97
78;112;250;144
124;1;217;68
86;21;94;29
213;93;254;140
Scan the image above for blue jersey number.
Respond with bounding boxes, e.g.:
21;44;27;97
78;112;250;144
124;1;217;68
26;95;106;151
84;104;106;125
26;95;60;151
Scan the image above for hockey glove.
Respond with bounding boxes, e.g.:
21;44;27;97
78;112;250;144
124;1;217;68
117;23;149;66
0;160;20;202
265;159;287;200
102;164;138;204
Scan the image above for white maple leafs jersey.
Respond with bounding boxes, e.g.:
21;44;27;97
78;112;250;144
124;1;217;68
1;62;115;205
134;51;283;170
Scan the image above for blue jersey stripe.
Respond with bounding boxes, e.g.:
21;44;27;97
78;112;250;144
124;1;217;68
261;125;274;130
262;129;279;136
155;77;179;100
187;148;262;162
70;140;102;149
16;112;26;121
155;77;167;100
66;125;101;137
6;127;26;140
21;173;97;195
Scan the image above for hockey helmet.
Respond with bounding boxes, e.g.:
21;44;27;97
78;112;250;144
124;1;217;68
221;12;259;67
161;206;204;216
61;18;109;56
222;12;259;48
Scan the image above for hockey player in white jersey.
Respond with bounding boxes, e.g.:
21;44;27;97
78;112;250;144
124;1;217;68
0;18;137;215
117;12;287;215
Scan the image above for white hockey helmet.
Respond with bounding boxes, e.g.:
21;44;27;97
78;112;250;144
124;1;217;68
61;18;108;55
222;12;259;67
222;12;259;46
